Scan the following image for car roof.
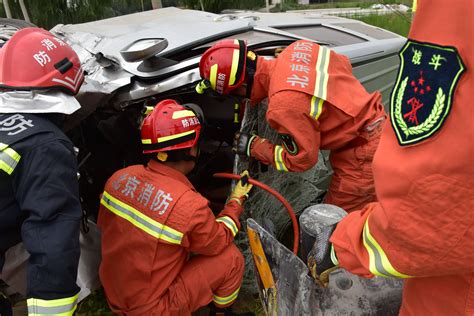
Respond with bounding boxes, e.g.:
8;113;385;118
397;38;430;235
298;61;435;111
51;7;405;79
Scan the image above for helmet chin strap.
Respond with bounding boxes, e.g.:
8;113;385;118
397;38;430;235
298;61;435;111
161;147;200;163
186;149;204;179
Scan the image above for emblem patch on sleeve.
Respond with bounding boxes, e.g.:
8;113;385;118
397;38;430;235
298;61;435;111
390;40;465;146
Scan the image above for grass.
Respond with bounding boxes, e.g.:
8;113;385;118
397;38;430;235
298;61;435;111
352;12;412;37
273;0;413;12
270;2;413;37
296;1;387;10
76;289;113;316
272;2;372;11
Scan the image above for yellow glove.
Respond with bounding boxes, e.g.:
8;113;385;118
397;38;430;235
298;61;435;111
229;170;253;205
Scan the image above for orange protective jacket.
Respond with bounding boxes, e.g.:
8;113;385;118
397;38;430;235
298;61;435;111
249;41;386;211
98;160;243;315
331;1;474;315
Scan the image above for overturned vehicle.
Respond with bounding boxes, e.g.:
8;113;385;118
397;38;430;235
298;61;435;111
1;7;406;314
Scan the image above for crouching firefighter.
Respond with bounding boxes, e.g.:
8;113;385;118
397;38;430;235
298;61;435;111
98;99;254;315
0;28;85;314
197;39;386;212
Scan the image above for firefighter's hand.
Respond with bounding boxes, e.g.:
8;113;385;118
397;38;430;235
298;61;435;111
307;239;339;288
228;170;253;205
232;132;257;157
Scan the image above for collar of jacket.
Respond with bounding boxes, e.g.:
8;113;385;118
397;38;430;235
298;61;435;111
0;90;81;114
147;159;194;189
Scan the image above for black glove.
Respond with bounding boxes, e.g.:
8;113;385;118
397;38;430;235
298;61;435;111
232;132;257;157
299;204;347;287
307;227;339;288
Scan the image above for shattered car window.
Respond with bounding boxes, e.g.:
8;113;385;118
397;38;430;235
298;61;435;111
235;99;331;292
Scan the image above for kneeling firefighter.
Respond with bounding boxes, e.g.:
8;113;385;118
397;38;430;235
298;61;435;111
0;28;85;315
98;99;254;315
197;39;386;212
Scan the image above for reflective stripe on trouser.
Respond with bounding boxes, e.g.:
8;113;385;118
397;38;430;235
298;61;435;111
0;143;21;175
101;191;183;244
216;216;238;237
27;293;78;316
362;216;412;278
274;145;288;172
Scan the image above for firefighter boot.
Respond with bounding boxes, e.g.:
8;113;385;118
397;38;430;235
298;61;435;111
300;204;347;287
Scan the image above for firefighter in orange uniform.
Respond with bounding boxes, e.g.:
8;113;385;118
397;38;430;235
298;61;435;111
306;0;474;315
197;39;386;212
98;100;253;315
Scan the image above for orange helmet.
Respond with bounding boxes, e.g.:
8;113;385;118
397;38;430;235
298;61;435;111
198;39;248;95
141;99;202;154
0;28;84;95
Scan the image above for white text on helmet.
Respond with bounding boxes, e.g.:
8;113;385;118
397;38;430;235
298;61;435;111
217;73;226;94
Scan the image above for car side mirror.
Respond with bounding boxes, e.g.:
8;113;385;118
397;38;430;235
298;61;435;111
120;38;168;63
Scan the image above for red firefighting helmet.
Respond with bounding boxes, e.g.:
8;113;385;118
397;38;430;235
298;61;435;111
0;28;84;95
141;99;203;154
197;39;249;95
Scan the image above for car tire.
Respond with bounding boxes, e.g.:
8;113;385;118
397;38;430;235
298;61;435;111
0;18;37;47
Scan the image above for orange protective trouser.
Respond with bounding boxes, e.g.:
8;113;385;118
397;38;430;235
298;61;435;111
147;244;244;316
324;117;385;213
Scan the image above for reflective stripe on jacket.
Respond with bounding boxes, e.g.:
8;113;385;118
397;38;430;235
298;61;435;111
101;191;184;244
0;142;20;175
